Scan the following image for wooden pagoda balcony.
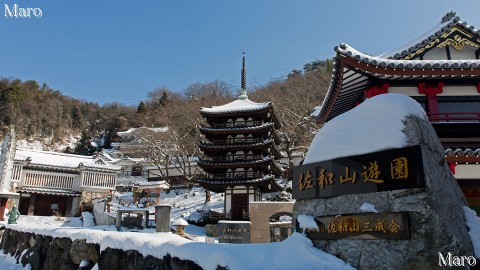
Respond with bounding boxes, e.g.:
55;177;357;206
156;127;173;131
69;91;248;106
210;137;263;144
202;154;263;162
211;120;263;128
428;112;480;123
208;171;264;179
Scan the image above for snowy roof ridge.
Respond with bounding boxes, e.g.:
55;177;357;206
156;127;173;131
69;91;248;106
117;127;169;135
379;11;479;59
198;122;274;133
15;148;122;171
336;43;480;68
200;98;271;114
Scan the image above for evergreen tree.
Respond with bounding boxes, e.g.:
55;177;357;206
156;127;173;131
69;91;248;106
71;106;84;129
159;91;168;106
73;129;97;156
137;101;147;114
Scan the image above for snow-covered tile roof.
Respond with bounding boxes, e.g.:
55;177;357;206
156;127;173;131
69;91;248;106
137;180;170;189
15;148;122;171
198;122;274;133
17;187;81;196
117;127;169;135
200;99;271;114
336;43;480;69
379;11;479;59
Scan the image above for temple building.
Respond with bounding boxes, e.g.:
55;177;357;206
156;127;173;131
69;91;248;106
197;54;284;220
0;128;121;217
316;12;480;213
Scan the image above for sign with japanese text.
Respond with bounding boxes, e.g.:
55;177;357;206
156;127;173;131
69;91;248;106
304;212;410;240
292;145;425;199
218;222;250;244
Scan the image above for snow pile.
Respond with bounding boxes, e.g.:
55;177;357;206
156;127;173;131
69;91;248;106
82;212;95;227
279;215;292;222
359;203;378;213
297;214;319;231
6;222;354;270
305;94;427;164
464;206;480;258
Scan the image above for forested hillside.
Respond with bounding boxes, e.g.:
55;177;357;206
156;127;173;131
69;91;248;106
0;59;332;159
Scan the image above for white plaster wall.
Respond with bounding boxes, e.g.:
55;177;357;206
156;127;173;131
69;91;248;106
388;86;421;96
389;86;479;97
455;164;480;179
438;86;480;96
422;47;448;60
449;46;477;60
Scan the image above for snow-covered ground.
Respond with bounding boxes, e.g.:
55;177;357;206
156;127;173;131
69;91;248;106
0;214;354;270
2;190;480;269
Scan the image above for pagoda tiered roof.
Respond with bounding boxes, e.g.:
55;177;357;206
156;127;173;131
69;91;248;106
198;139;282;159
198;156;284;175
196;174;283;193
200;99;281;129
200;99;271;114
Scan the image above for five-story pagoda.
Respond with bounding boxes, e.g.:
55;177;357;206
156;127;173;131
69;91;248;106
197;54;283;220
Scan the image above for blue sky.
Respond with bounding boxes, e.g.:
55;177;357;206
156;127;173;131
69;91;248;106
1;0;479;105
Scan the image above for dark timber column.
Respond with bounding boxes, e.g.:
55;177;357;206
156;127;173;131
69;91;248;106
0;198;8;221
28;194;36;215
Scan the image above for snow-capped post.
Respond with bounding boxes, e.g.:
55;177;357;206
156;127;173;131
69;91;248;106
155;204;171;232
292;94;474;269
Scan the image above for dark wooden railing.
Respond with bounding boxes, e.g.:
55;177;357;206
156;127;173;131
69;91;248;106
212;121;263;128
211;137;263;144
428;112;480;122
203;154;263;162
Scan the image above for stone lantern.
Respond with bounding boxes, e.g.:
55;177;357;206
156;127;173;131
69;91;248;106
172;218;189;236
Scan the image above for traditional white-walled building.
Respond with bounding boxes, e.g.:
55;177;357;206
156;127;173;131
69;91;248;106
0;129;122;217
110;127;169;159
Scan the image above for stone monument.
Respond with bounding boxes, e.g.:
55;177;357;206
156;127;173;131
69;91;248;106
292;94;474;269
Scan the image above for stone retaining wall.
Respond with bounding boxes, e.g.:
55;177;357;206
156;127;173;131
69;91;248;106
0;228;212;270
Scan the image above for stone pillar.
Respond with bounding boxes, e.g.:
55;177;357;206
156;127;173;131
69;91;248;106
115;211;122;231
155;204;171;232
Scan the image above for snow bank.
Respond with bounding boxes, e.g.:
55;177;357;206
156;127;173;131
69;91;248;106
82;212;95;227
464;206;480;258
297;214;319;231
359;203;378;213
305;94;426;164
5;224;353;270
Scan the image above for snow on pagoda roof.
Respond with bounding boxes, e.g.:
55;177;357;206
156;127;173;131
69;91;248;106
117;127;169;135
200;98;271;114
379;11;479;59
14;148;121;171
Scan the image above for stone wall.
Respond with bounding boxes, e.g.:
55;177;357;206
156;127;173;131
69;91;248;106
249;202;294;243
0;228;208;270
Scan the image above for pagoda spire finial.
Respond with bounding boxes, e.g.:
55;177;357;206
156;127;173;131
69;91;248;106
239;52;248;100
